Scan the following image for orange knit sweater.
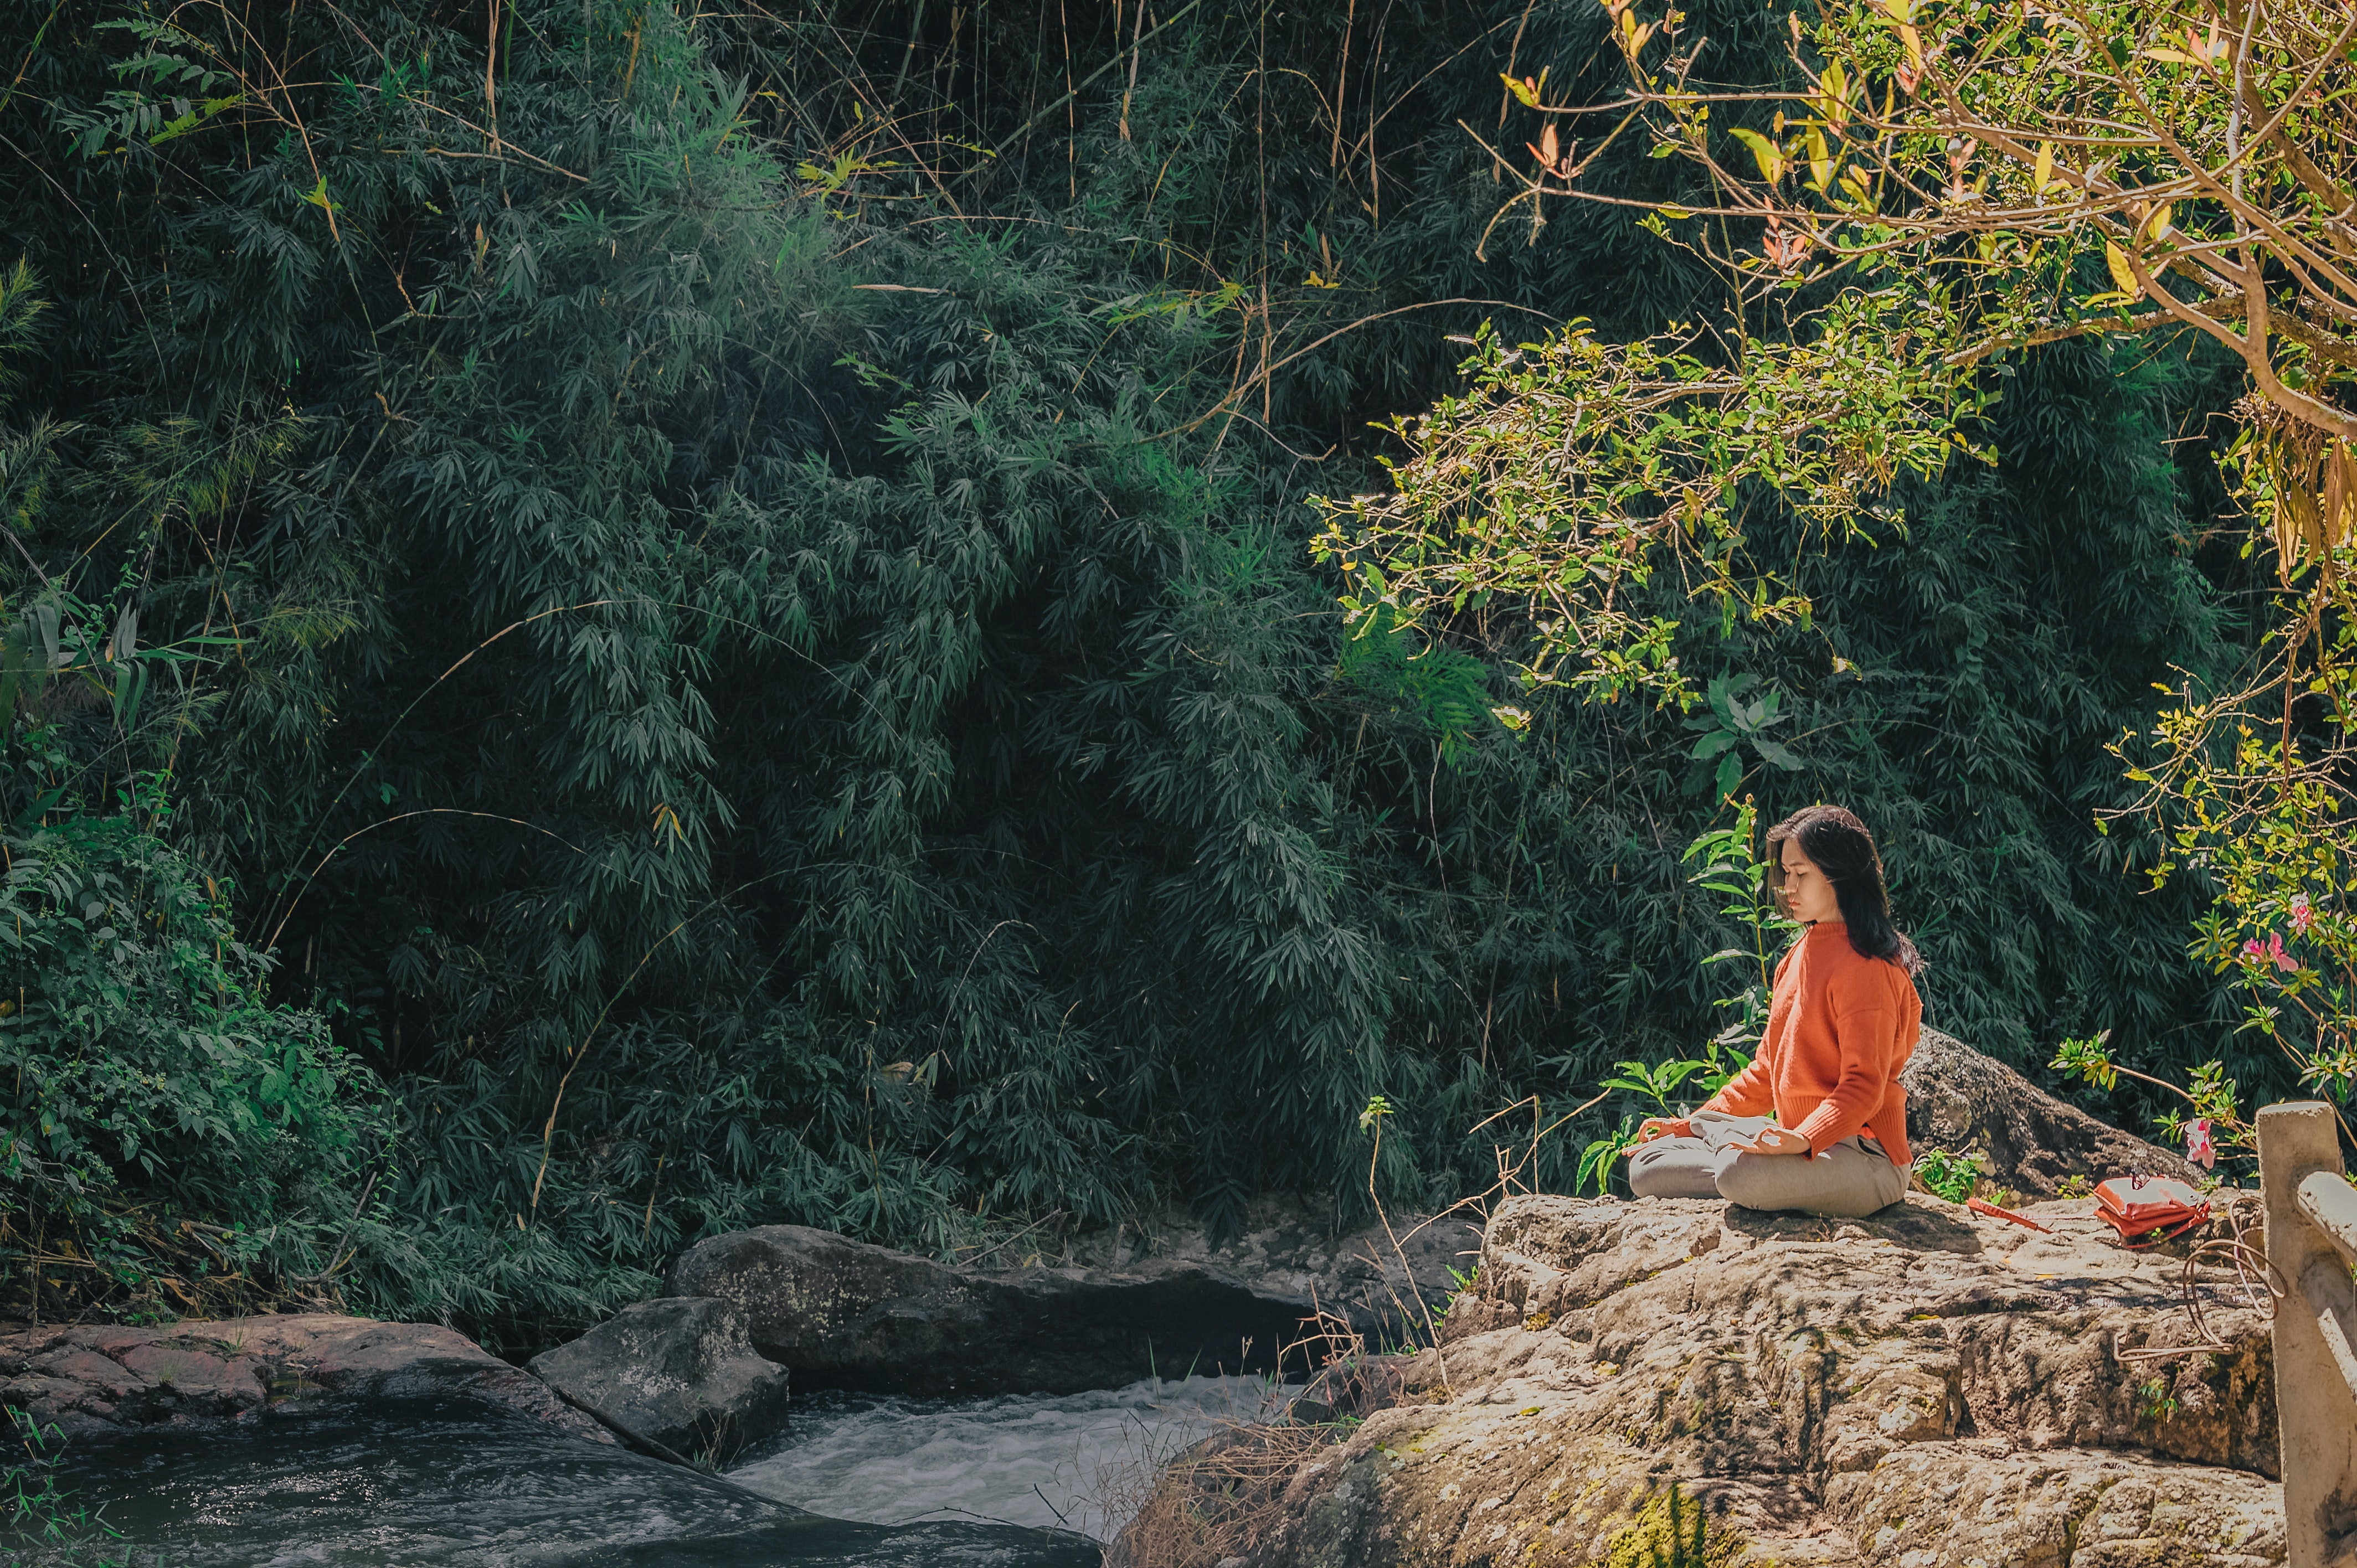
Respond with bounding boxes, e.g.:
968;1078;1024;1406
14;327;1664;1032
1700;921;1921;1162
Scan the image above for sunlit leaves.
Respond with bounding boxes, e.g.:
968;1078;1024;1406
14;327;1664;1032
1490;0;2357;553
1729;127;1784;185
1314;291;1985;705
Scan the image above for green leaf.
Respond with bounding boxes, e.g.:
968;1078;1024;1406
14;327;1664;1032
1714;750;1742;800
113;661;147;734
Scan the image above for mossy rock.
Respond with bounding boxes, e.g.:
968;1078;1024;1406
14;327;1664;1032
1598;1486;1744;1568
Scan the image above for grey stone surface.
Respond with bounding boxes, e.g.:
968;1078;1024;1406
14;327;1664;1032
1052;1198;1483;1347
0;1313;609;1444
667;1221;1425;1395
1902;1025;2199;1196
528;1296;789;1462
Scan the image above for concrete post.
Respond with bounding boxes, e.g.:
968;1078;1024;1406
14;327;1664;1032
2259;1099;2357;1567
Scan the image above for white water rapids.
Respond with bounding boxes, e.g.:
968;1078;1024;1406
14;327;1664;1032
729;1374;1294;1541
60;1375;1298;1563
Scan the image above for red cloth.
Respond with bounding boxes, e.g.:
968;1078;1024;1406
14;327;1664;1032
1700;921;1921;1162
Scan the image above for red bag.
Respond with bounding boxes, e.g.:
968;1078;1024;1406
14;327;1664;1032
2094;1175;2211;1247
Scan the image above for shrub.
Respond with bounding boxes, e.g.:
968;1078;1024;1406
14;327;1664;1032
0;782;387;1320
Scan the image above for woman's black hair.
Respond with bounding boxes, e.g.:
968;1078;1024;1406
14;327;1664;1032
1766;804;1923;974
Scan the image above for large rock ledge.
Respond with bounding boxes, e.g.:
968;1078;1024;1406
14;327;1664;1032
667;1212;1479;1397
0;1313;611;1445
1119;1193;2284;1568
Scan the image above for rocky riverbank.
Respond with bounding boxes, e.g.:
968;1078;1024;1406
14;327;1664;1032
1118;1192;2283;1568
0;1313;611;1445
6;1024;2236;1545
0;1188;1468;1451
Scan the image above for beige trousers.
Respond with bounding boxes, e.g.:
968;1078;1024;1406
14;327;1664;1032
1625;1110;1907;1218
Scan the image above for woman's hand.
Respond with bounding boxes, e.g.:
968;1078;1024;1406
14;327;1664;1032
1731;1125;1810;1157
1635;1116;1691;1144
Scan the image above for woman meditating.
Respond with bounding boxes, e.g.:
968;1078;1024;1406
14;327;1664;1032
1628;804;1922;1218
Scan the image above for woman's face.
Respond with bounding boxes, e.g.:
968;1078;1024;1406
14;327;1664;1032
1778;839;1843;925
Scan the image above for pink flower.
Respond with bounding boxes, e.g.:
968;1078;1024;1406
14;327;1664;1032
2242;932;2297;973
2291;894;2315;935
2185;1117;2216;1170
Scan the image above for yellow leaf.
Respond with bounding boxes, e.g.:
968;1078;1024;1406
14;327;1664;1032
2139;47;2204;64
1500;71;1540;107
1656;203;1695;219
2144;202;2174;240
2105;240;2139;296
1820;60;1850;127
1729;126;1784;183
2032;140;2054;193
1877;0;1912;20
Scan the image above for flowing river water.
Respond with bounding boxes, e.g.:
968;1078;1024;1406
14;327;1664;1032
60;1374;1291;1566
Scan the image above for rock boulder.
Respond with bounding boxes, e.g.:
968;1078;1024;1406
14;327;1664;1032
528;1296;790;1463
667;1224;1350;1395
1054;1196;1484;1347
1120;1192;2284;1568
0;1314;609;1444
1902;1027;2198;1196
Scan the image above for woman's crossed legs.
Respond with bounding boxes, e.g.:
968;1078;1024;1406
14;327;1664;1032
1627;1110;1906;1218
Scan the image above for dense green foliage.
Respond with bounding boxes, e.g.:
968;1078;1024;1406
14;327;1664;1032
0;0;2266;1342
0;801;385;1306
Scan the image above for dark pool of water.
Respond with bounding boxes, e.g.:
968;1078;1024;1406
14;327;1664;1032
56;1400;1105;1568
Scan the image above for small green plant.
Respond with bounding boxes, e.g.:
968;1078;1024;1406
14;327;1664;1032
2138;1378;2179;1423
1682;798;1802;1055
1576;1038;1756;1196
1577;1112;1641;1196
2;1405;122;1562
1430;1260;1481;1328
1337;602;1509;764
2055;1174;2093;1199
1599;1049;1749;1110
1911;1147;1993;1204
1575;804;1790;1196
2051;1030;2250;1172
